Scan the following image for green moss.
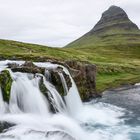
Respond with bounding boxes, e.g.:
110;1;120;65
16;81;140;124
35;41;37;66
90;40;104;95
39;77;48;94
38;76;58;113
0;70;13;102
78;86;88;100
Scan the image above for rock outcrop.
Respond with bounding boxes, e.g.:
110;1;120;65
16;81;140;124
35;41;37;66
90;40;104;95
8;61;72;99
9;61;45;74
90;5;139;34
0;122;14;133
49;70;72;96
0;70;13;102
65;61;101;101
7;61;98;101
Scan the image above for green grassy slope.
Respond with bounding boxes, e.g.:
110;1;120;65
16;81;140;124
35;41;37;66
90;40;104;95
66;28;140;48
65;33;140;92
65;44;140;92
0;39;140;93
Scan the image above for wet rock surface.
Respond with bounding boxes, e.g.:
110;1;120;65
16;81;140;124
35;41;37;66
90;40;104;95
7;60;98;101
49;66;72;94
65;61;100;101
0;70;13;102
10;61;45;74
38;75;59;113
8;61;72;97
0;122;14;133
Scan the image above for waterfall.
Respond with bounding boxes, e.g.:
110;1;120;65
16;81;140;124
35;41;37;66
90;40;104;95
58;69;82;115
0;88;7;114
0;60;82;115
34;61;83;114
0;60;139;140
9;73;50;115
42;76;67;113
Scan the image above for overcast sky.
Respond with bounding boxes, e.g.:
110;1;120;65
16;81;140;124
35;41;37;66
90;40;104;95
0;0;140;47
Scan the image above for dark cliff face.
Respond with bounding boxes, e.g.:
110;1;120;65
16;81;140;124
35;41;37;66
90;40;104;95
65;61;101;101
89;6;139;34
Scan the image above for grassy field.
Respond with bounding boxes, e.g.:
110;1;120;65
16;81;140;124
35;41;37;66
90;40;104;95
0;39;140;93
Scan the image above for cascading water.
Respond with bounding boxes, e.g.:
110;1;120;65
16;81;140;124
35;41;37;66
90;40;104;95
0;87;8;114
9;73;50;115
58;68;82;115
0;60;140;140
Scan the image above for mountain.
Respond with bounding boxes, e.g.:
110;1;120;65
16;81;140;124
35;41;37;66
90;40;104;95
91;5;139;34
66;5;140;48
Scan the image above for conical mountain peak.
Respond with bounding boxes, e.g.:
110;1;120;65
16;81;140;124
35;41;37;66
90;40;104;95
66;5;140;48
90;5;139;34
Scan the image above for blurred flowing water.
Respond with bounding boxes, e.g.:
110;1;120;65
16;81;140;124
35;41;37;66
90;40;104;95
0;60;139;140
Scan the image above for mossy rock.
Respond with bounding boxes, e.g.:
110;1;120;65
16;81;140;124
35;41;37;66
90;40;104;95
0;122;14;133
11;61;45;74
0;70;13;102
49;70;72;96
49;71;65;96
39;76;58;113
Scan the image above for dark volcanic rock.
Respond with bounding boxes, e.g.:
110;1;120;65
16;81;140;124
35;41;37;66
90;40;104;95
7;63;19;69
8;61;72;97
7;61;97;101
65;61;101;101
49;69;72;96
90;5;139;34
10;61;45;74
0;122;14;133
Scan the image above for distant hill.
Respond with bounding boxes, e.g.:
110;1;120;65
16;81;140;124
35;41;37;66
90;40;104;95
66;5;140;48
0;39;73;61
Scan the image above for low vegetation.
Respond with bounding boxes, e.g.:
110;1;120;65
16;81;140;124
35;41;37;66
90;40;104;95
0;39;140;93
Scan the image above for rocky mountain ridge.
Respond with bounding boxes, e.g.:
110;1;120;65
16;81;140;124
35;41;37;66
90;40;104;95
90;5;139;34
66;5;140;48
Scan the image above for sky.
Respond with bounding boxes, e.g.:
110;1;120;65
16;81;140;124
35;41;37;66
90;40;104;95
0;0;140;47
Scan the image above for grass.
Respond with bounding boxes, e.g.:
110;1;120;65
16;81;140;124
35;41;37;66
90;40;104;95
0;39;140;93
66;28;140;48
96;72;140;92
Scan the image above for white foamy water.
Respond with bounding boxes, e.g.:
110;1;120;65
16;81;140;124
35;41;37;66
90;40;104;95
135;83;140;86
0;60;139;140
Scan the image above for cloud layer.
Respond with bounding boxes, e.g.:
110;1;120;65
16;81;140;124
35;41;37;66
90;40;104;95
0;0;140;47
